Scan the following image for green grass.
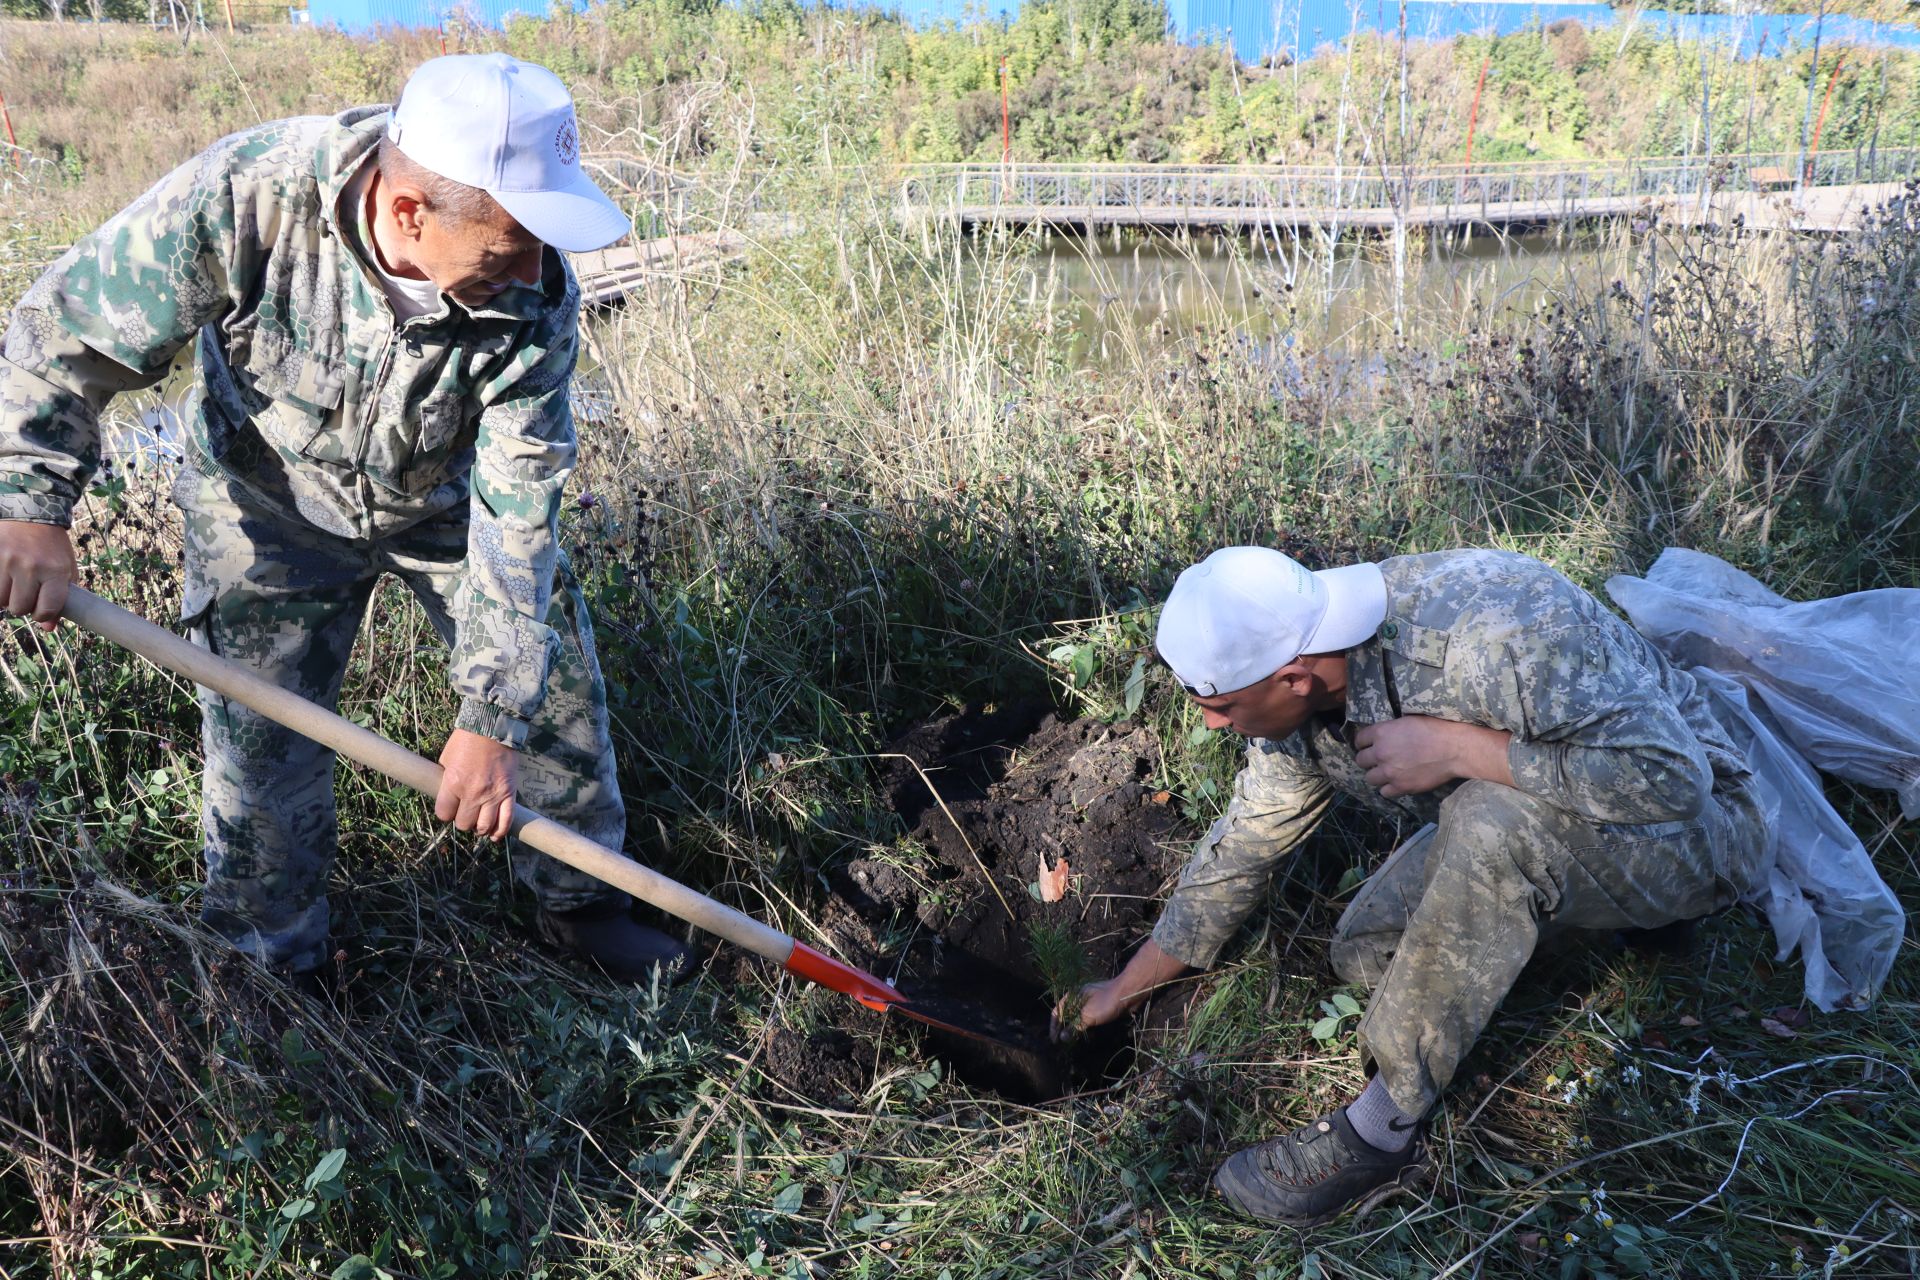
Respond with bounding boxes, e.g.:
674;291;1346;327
3;119;1920;1280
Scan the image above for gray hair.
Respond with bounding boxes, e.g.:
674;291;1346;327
376;135;501;227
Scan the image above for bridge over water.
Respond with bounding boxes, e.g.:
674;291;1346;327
567;148;1917;305
898;150;1918;233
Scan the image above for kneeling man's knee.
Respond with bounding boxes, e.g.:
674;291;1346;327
1438;778;1536;830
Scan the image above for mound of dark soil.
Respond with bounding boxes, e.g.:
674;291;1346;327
805;706;1193;1102
763;1027;868;1107
873;709;1185;988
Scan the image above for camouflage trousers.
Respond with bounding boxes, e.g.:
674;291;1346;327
1330;778;1767;1117
173;460;626;972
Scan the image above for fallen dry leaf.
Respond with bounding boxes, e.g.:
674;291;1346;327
1038;852;1071;903
1758;1016;1799;1040
1768;1005;1811;1030
1677;1014;1702;1027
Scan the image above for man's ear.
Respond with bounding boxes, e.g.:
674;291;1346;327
388;189;429;241
1273;662;1318;697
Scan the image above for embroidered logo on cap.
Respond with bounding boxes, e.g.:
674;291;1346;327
555;118;579;166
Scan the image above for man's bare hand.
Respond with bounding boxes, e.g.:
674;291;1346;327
1050;939;1192;1041
0;521;75;631
1054;976;1131;1037
437;728;519;841
1352;715;1514;798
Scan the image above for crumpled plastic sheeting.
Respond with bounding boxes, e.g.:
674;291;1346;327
1608;549;1909;1011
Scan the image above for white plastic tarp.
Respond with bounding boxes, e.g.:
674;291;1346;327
1608;549;1910;1012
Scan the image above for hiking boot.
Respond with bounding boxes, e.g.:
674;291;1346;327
1213;1107;1427;1226
538;901;691;983
1613;917;1699;958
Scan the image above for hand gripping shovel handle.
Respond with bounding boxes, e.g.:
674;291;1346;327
60;586;904;1013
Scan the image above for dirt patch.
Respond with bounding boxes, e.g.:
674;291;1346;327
881;709;1184;986
762;1027;869;1106
807;706;1192;1102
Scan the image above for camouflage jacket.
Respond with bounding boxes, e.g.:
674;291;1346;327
1152;549;1756;968
0;107;585;743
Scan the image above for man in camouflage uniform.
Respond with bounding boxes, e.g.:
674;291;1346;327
1061;546;1769;1224
0;55;686;981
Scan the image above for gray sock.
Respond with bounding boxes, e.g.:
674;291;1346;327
1343;1075;1421;1152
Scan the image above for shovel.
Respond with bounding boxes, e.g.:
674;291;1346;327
59;584;1016;1046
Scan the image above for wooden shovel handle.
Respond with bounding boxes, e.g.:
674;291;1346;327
60;585;795;966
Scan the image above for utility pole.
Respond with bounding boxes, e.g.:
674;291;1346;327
1463;51;1491;171
1001;56;1011;166
1796;0;1830;194
1696;0;1711;216
1805;48;1849;184
0;90;20;172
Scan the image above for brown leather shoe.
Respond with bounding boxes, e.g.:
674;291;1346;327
538;901;692;983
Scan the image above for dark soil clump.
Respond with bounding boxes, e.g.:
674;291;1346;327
812;706;1191;1102
763;1027;868;1106
878;710;1185;988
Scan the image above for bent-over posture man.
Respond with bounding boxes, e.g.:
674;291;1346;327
0;55;685;980
1062;547;1769;1224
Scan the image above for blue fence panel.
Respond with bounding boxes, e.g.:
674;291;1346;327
309;0;583;31
306;0;1920;57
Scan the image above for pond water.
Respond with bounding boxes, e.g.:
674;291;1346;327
1007;224;1617;367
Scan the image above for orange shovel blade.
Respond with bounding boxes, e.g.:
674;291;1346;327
783;941;907;1012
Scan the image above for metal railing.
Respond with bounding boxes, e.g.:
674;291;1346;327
899;149;1920;222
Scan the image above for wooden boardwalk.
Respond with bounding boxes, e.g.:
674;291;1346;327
1665;182;1909;233
898;150;1919;233
569;231;746;308
565;149;1915;309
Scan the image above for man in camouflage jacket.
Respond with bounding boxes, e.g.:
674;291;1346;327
1061;546;1769;1224
0;55;686;981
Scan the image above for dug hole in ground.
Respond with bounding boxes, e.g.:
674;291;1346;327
760;704;1194;1107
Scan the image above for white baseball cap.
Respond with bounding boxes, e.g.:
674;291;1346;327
1155;548;1388;696
388;53;630;254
